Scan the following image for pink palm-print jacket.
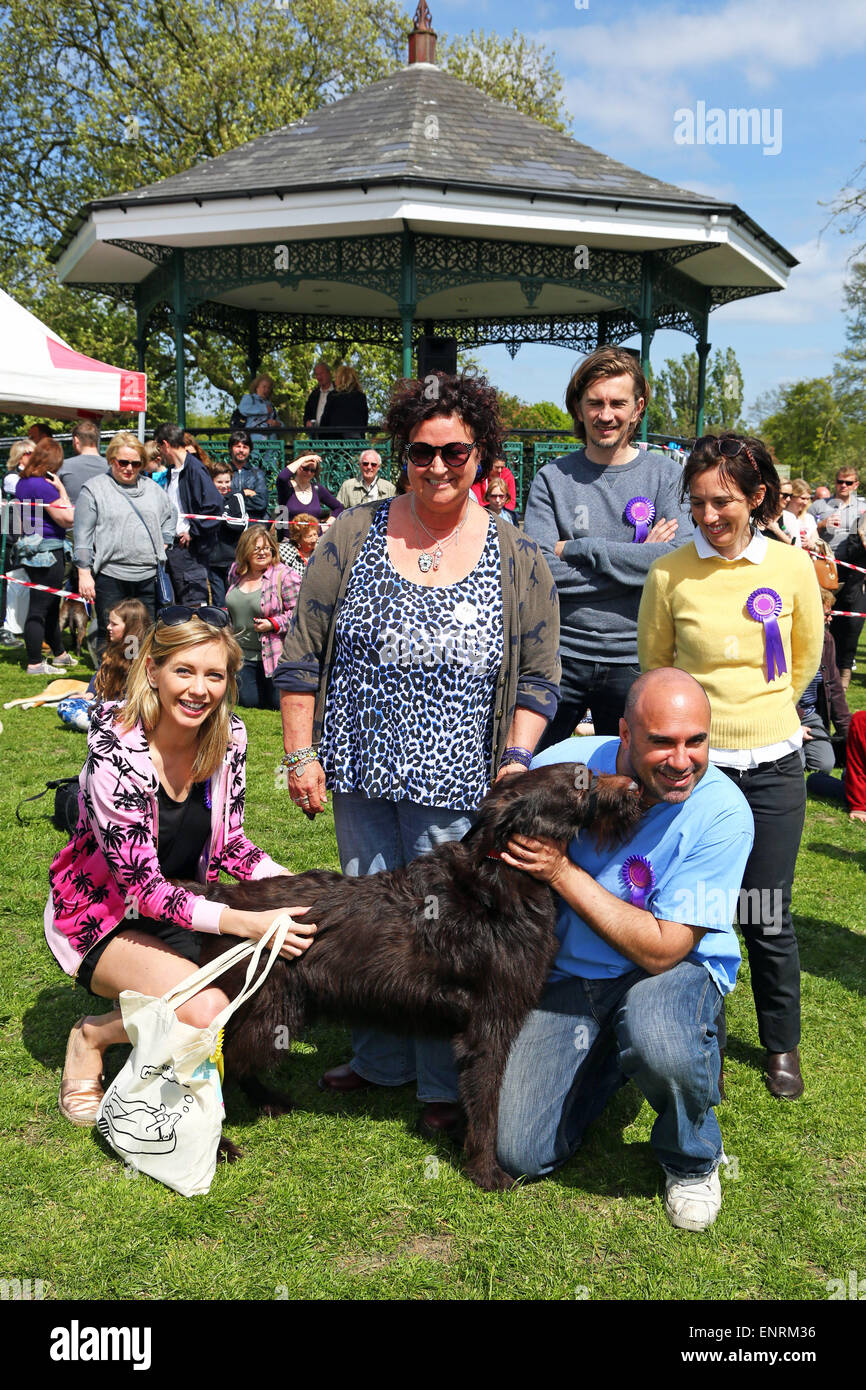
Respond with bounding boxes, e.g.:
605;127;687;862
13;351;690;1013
45;701;284;976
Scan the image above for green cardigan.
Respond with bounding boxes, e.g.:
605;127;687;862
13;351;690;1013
273;500;561;777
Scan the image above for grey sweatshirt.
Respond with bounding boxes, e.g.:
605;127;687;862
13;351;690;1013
73;474;178;579
524;447;693;664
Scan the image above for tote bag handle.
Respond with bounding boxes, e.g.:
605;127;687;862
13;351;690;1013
161;914;295;1028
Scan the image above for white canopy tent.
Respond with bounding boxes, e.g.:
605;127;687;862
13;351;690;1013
0;288;146;421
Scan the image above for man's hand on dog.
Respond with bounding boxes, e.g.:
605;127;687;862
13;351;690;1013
501;834;570;888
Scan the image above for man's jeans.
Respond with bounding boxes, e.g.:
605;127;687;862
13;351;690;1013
496;961;724;1181
331;793;470;1102
537;658;641;747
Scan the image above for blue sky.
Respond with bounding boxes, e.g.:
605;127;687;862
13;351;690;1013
433;0;866;421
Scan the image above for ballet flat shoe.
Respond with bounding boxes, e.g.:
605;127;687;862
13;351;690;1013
58;1018;104;1126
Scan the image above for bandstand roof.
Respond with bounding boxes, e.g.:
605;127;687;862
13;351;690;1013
52;54;796;356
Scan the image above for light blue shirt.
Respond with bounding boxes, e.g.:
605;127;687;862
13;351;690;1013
531;737;754;996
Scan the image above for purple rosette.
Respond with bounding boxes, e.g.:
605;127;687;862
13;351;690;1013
620;854;655;909
624;496;655;543
746;587;787;682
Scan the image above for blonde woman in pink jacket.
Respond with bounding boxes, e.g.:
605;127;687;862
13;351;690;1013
46;609;315;1126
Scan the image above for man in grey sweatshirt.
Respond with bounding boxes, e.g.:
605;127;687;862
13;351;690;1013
525;346;692;744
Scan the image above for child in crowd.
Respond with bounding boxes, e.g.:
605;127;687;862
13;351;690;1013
89;600;151;702
485;479;514;523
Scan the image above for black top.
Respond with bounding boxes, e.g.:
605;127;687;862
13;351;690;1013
320;389;368;438
156;780;211;880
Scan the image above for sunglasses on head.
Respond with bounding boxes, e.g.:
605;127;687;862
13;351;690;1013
158;605;230;629
405;440;478;468
698;435;760;477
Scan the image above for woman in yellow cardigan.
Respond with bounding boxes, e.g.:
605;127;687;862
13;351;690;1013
638;434;824;1100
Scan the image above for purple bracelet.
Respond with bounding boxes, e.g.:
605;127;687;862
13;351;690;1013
500;746;533;770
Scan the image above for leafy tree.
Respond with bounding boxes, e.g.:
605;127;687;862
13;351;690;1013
498;394;573;434
0;1;570;431
754;377;846;483
440;29;568;132
648;347;745;438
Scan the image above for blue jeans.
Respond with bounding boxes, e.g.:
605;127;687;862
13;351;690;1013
496;961;724;1180
537;659;641;746
236;658;279;709
331;793;472;1102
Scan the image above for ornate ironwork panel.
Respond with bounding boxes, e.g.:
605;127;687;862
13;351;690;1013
414;234;645;314
710;285;776;310
289;437;396;493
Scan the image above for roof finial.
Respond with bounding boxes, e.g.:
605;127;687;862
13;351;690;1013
408;3;437;65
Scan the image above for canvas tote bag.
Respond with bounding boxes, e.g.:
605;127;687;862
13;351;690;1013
97;915;292;1196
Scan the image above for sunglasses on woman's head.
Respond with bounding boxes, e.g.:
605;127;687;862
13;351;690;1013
158;605;230;629
696;435;760;476
405;440;478;468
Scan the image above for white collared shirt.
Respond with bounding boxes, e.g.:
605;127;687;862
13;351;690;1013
315;387;331;426
165;460;189;536
694;526;802;768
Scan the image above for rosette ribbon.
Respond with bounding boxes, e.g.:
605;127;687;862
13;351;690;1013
746;588;787;682
624;496;655;543
620;854;655;909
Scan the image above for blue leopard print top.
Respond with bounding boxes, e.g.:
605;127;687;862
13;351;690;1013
319;500;504;809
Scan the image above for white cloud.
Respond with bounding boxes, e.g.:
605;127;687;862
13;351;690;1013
539;0;866;152
715;235;850;326
539;0;866;82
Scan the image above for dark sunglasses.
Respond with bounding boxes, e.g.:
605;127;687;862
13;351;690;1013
405;440;478;468
158;605;230;629
836;478;855;486
696;435;760;476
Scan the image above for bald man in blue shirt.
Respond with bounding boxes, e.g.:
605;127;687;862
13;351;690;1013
495;668;754;1231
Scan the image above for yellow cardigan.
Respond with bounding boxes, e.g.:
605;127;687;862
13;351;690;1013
638;538;825;750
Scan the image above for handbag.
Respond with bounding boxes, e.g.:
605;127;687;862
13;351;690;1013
16;776;81;833
113;485;174;607
96;915;292;1196
808;541;840;592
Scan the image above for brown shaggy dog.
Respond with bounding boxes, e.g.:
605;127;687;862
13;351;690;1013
184;763;642;1191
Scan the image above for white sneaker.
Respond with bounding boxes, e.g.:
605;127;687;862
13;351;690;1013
26;660;67;676
664;1167;721;1232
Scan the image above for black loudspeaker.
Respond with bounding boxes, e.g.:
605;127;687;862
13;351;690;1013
417;335;458;379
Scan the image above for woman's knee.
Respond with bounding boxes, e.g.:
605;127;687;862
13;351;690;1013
175;986;230;1031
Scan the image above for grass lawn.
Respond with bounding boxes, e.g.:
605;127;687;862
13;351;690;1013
0;635;864;1304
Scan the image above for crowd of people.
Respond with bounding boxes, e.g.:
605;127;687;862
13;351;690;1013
6;350;864;1235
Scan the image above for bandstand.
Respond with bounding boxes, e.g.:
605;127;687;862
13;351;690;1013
51;4;795;496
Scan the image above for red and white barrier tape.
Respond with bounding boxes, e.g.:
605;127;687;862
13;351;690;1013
1;573;89;604
830;609;866;619
805;548;866;577
181;512;278;524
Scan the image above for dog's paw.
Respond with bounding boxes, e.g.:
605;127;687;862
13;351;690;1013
464;1162;518;1192
259;1094;295;1118
217;1136;243;1163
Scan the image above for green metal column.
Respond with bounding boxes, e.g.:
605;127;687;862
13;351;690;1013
171;251;187;428
247;312;260;382
134;290;148;374
399;225;417;378
637;254;654;442
695;297;712;437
